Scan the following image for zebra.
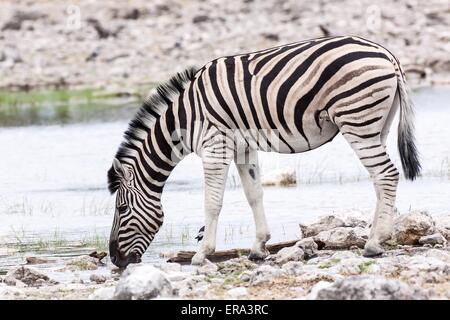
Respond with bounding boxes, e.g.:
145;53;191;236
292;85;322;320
107;36;420;267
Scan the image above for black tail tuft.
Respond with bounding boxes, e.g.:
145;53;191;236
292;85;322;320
397;75;421;180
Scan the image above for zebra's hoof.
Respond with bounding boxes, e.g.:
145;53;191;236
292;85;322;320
363;242;385;257
191;252;206;265
248;250;269;261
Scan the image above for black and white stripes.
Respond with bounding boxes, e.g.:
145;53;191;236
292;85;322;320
107;36;420;266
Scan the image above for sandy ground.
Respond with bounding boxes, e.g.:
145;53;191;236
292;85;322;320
0;0;449;90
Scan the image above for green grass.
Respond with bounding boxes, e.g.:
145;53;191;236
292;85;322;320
6;227;108;253
358;260;376;273
0;88;99;107
0;87;146;126
318;258;341;269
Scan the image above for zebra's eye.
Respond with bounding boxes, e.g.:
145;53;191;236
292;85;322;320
118;205;128;215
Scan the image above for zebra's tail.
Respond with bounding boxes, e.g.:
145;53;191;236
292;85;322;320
396;69;421;180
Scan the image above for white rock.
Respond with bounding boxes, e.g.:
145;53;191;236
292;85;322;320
113;265;173;300
314;227;368;249
295;237;318;258
89;287;115;300
275;246;304;264
300;215;346;238
5;266;56;287
418;233;447;246
261;168;296;187
227;287;248;298
281;261;304;275
196;261;218;274
393;211;436;245
0;286;26;299
155;262;182;273
423;249;450;263
166;271;189;282
330;251;357;260
315;276;431;300
307;281;334;300
239;271;252;282
90;274;107;284
436;215;450;241
250;265;286;285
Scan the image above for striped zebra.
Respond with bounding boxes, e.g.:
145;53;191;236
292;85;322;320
107;36;420;267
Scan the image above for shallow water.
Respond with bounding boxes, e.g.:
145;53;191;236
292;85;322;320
0;87;449;272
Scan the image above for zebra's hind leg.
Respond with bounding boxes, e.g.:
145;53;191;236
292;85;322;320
235;149;271;261
343;136;399;256
191;133;234;265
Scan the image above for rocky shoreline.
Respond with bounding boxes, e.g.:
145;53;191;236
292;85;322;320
1;0;449;91
1;211;449;300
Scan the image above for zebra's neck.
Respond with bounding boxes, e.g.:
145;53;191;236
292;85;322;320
132;107;194;199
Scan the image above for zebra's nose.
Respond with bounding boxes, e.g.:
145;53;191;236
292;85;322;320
109;239;119;264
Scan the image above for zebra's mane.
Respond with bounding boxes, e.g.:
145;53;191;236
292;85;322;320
107;66;198;194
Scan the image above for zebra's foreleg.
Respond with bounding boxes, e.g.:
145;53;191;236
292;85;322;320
235;149;271;260
191;138;233;265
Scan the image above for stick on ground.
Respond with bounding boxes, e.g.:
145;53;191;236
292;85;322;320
160;239;299;264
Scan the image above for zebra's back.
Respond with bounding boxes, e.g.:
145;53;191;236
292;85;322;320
194;36;399;153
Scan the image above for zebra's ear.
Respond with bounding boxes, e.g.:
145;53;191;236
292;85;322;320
112;158;124;176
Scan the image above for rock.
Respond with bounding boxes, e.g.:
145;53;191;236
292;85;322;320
113;265;173;300
227;287;248;298
394;211;436;245
281;261;304;276
261;33;279;41
5;266;56;287
250;265;286;285
239;271;252;282
166;272;189;282
307;280;334;299
89;287;115;300
197;261;218;275
315;276;430;300
2;10;46;31
155;262;182;273
0;286;26;299
436;215;450;241
275;246;304;264
419;233;447;246
89;251;107;262
1;47;23;64
65;255;100;271
90;274;107;284
344;216;368;228
295;237;318;259
192;15;210;24
300;215;346;238
217;258;255;275
314;227;368;249
261;168;296;187
26;257;55;265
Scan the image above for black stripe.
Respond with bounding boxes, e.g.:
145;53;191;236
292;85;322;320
342;131;380;139
323;73;395;113
334;95;390;118
341;116;383;127
208;60;240;128
360;151;387;160
365;159;391;168
225;57;250;128
197;72;231;129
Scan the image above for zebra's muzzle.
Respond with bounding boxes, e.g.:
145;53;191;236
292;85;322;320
109;240;141;268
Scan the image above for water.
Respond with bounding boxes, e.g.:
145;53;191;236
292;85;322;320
0;87;449;270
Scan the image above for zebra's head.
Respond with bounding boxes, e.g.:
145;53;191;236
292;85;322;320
107;158;163;268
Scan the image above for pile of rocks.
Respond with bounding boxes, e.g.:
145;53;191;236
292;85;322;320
1;211;449;300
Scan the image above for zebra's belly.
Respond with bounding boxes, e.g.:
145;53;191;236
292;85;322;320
260;119;339;154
